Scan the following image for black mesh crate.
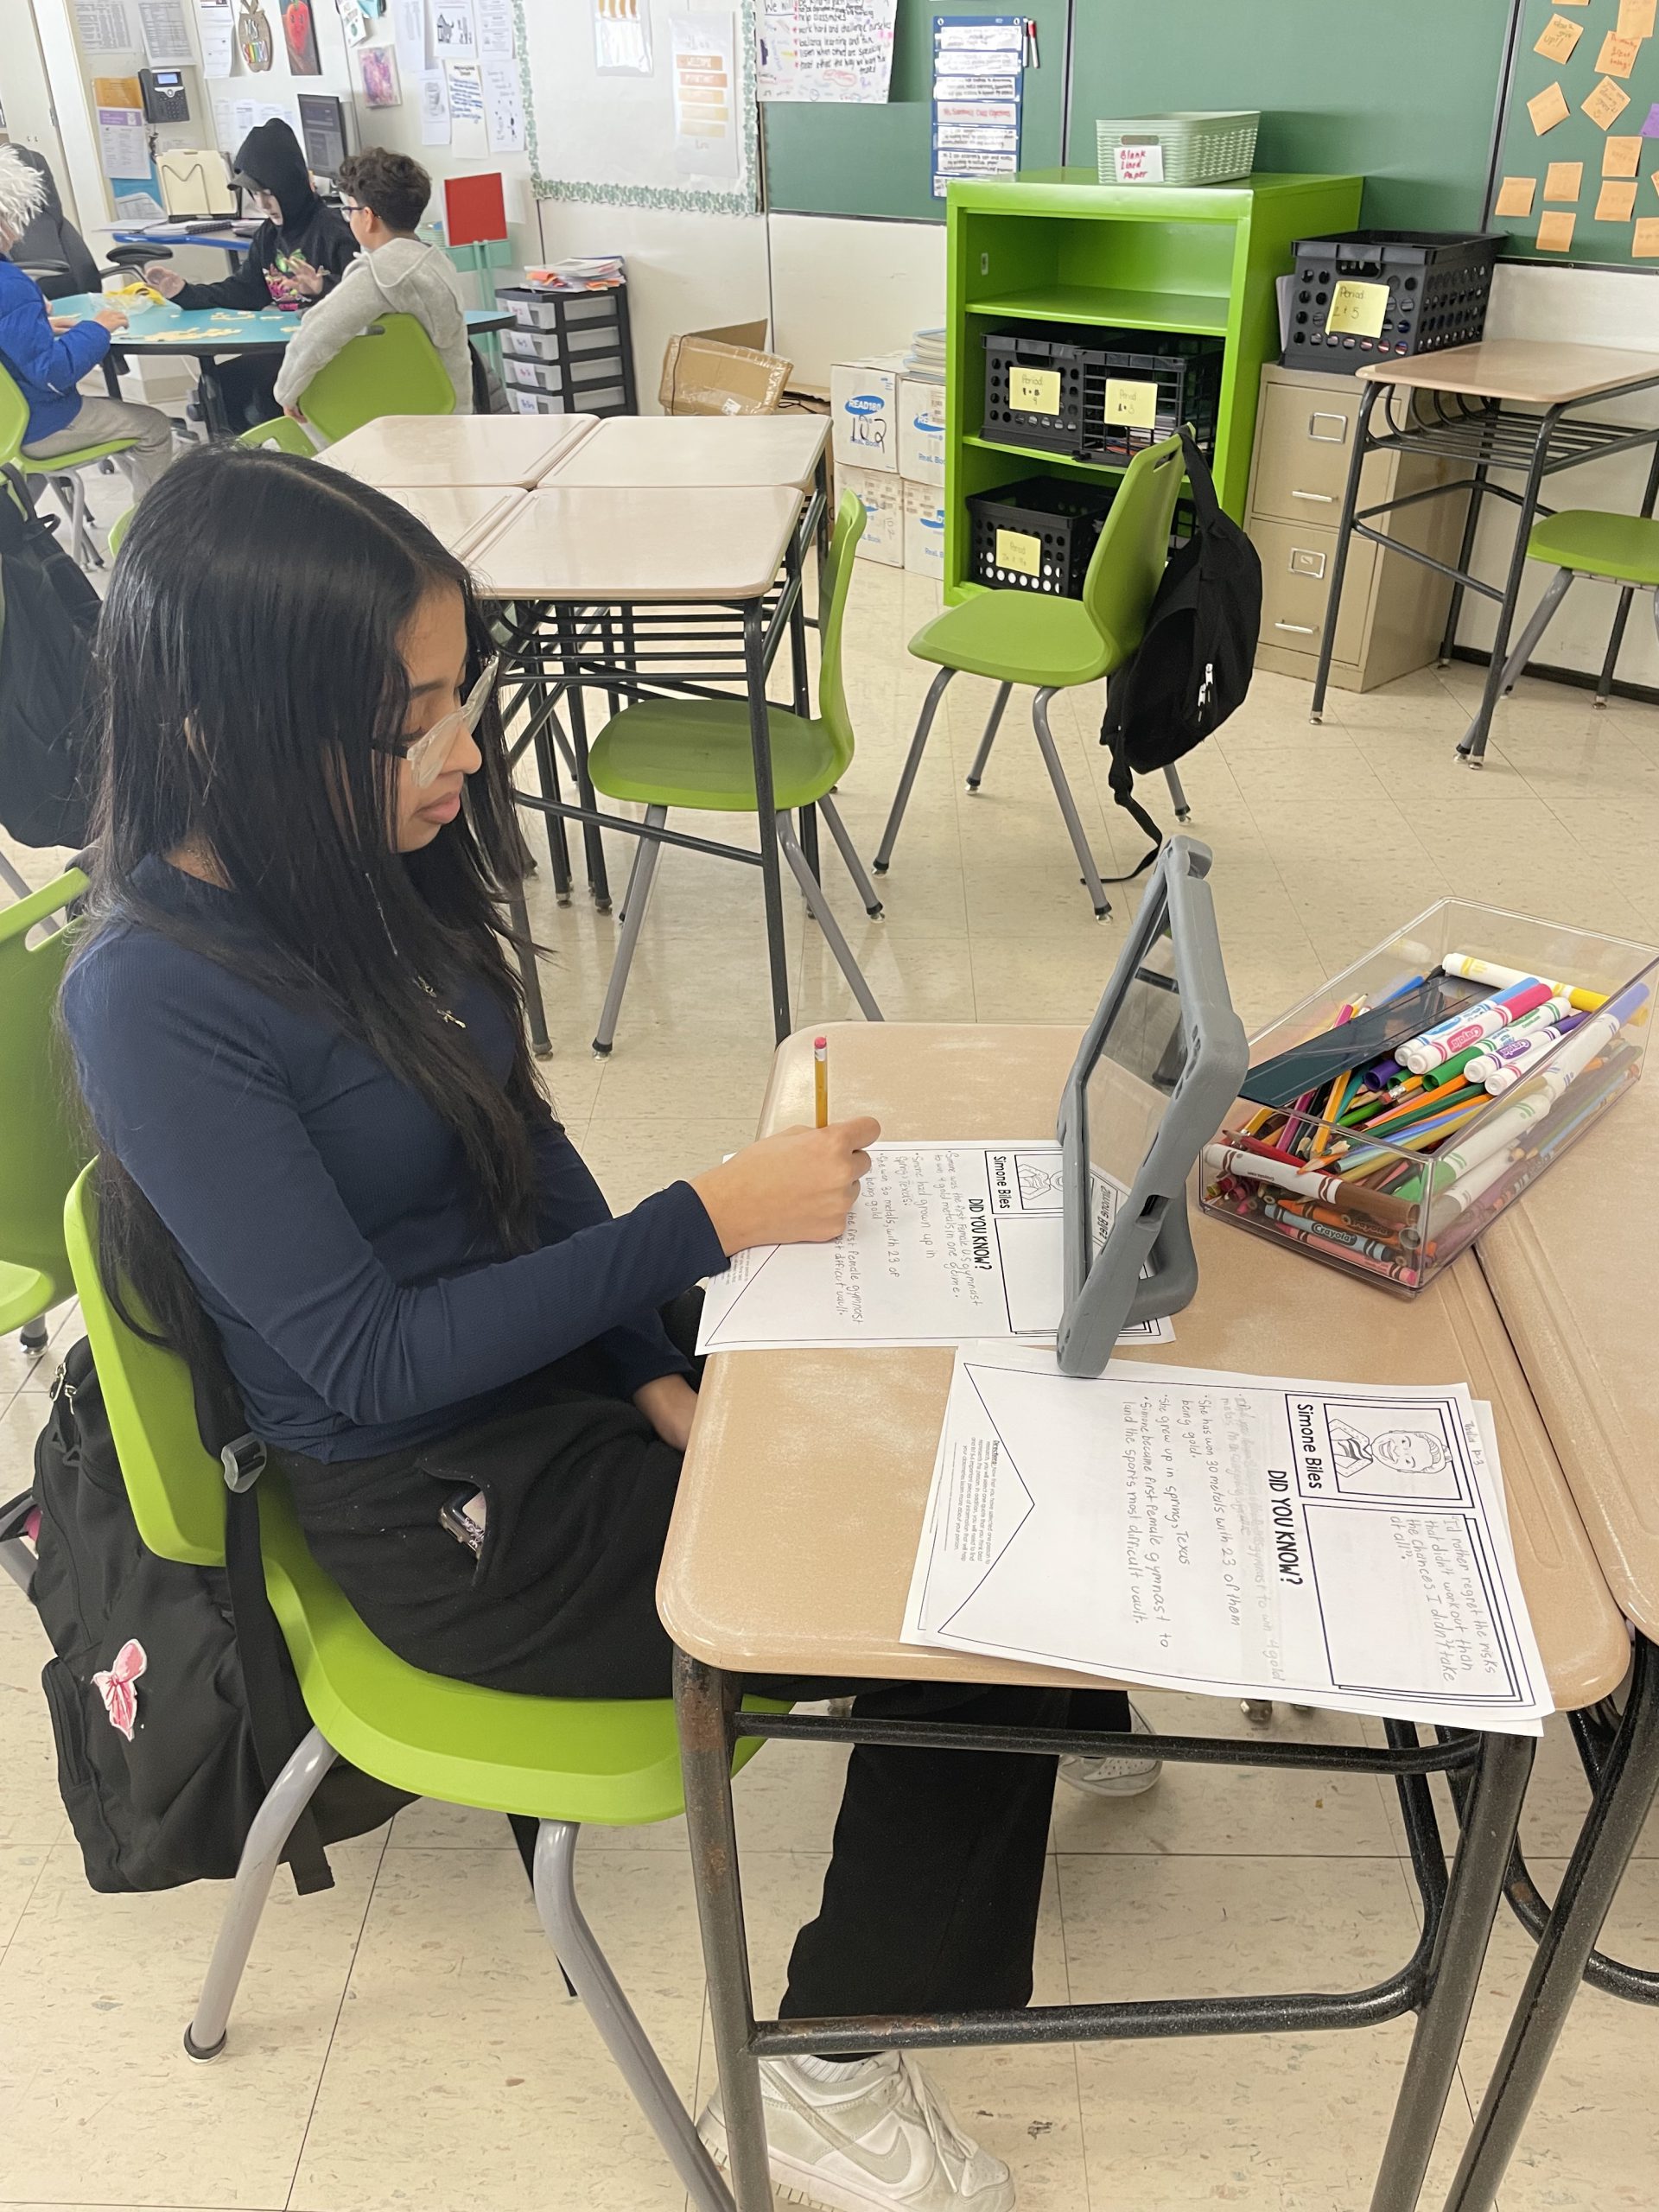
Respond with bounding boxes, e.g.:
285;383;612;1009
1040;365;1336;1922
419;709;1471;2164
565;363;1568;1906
1282;230;1500;375
1079;336;1224;465
966;475;1117;596
982;332;1094;453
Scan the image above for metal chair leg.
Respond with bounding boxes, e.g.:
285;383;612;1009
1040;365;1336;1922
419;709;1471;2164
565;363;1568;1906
874;665;954;873
1031;689;1111;918
779;815;882;1021
185;1726;339;2062
592;808;665;1057
1162;761;1192;822
506;876;550;1060
965;681;1012;792
0;849;34;901
817;794;883;918
1457;569;1574;755
531;1821;733;2212
18;1316;47;1353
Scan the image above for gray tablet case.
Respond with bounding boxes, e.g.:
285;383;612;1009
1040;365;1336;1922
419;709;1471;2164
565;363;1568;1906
1055;836;1248;1376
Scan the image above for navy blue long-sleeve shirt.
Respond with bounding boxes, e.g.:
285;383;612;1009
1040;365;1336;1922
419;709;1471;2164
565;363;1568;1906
61;859;727;1461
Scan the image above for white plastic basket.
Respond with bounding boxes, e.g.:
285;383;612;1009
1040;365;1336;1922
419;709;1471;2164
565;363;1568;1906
1095;111;1259;188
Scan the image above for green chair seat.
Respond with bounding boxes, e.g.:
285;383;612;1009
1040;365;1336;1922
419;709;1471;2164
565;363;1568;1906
297;314;456;443
589;696;846;813
17;435;137;475
0;1258;54;1337
239;416;318;456
909;589;1124;689
1527;508;1659;587
0;871;91;1335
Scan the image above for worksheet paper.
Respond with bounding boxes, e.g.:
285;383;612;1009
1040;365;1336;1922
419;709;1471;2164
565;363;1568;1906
696;1141;1173;1354
902;1351;1551;1733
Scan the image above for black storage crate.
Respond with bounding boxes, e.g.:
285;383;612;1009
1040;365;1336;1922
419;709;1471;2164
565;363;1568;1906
1282;230;1500;375
982;332;1094;453
966;475;1116;596
1080;336;1223;464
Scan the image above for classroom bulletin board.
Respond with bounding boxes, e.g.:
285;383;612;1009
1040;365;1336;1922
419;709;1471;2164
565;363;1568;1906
1488;0;1659;264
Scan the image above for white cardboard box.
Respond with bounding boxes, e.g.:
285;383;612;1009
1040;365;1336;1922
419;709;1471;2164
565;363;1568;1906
830;351;907;474
903;477;945;577
842;463;905;565
898;378;945;484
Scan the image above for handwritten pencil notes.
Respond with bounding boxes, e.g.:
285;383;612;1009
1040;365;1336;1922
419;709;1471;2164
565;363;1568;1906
1529;79;1572;133
1597;178;1639;220
1605;133;1644;175
695;1141;1173;1355
901;1351;1553;1734
1584;75;1633;130
1537;210;1578;251
1634;217;1659;253
1597;28;1645;75
1544;159;1583;200
1535;10;1585;63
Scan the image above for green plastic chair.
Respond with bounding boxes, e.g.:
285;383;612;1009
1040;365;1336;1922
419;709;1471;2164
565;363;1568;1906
874;434;1188;918
293;313;456;444
1459;508;1659;753
0;358;142;569
238;415;317;455
585;492;882;1054
0;871;90;1358
62;1162;777;2211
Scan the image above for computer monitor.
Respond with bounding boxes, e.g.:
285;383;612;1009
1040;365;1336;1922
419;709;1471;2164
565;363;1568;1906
297;94;349;186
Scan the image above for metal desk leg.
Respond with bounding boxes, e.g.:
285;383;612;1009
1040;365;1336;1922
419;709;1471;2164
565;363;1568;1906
746;601;793;1045
556;610;613;912
1438;461;1488;666
1442;1638;1659;2212
506;876;551;1058
1312;380;1381;726
677;1651;762;2212
786;526;819;887
1458;415;1557;767
1367;1731;1535;2212
531;704;573;905
1593;439;1659;705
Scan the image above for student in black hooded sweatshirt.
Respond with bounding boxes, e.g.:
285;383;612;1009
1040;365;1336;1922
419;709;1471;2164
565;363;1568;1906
145;120;357;432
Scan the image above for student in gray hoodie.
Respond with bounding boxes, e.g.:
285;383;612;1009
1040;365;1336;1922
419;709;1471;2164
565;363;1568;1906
275;149;472;422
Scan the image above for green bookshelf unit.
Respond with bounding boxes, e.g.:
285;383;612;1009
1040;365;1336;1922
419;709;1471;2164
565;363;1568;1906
943;170;1364;604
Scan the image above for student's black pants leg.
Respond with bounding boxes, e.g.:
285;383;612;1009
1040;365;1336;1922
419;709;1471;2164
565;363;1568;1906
200;354;282;435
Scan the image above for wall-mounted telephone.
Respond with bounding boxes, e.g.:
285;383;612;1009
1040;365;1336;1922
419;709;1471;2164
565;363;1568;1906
140;69;191;124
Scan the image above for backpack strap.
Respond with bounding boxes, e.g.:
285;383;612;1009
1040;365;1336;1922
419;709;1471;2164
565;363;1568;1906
190;1347;334;1898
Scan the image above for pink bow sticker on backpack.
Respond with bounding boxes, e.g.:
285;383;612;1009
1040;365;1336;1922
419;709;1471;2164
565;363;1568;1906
92;1639;147;1741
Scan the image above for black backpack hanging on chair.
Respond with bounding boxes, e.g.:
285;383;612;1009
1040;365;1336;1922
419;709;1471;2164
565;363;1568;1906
0;464;99;849
1097;426;1262;874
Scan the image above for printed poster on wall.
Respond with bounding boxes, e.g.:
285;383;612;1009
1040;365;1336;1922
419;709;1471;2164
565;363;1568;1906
931;12;1023;198
670;10;740;180
477;0;513;56
756;0;899;101
195;0;234;74
418;64;451;142
137;0;194;66
446;58;485;127
73;0;134;52
594;0;652;75
431;1;477;60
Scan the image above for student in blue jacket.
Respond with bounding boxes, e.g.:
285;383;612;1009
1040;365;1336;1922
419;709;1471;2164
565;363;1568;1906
0;148;175;499
60;440;1144;2212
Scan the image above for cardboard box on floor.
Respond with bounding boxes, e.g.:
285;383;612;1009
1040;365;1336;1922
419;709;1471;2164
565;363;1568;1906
659;320;792;416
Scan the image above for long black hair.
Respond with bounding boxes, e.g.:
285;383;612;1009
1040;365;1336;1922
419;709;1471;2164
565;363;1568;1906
71;441;539;1370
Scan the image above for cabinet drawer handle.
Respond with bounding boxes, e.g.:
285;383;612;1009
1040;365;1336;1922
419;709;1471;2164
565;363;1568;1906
1274;620;1318;635
1308;413;1348;443
1291;488;1335;503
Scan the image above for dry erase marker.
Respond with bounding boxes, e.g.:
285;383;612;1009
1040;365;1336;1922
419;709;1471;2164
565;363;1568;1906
814;1034;829;1128
1442;951;1608;1015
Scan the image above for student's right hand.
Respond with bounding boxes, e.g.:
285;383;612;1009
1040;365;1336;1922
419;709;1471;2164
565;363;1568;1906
92;305;129;332
145;265;185;298
691;1117;880;1255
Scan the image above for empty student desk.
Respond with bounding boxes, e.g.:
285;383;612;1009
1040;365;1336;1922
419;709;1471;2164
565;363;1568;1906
1444;1073;1659;2212
659;1021;1627;2212
543;413;830;492
1310;341;1659;765
372;483;524;561
318;411;600;490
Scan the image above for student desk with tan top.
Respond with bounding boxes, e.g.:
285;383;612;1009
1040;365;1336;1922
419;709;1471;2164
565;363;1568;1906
318;411;601;490
1433;1071;1659;2212
1309;341;1659;766
658;1022;1628;2212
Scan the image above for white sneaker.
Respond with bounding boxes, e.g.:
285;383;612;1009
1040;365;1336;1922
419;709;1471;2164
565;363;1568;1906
1058;1701;1162;1799
698;2050;1014;2212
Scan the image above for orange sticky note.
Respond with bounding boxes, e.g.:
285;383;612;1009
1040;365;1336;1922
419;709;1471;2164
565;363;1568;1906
1634;217;1659;255
1605;135;1643;176
1618;0;1656;35
1529;80;1572;133
1536;212;1578;252
1494;175;1537;217
1597;179;1638;219
1535;10;1586;60
1595;29;1643;74
1544;160;1584;200
1583;76;1633;129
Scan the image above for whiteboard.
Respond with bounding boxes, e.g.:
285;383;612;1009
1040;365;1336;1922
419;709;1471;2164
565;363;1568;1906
523;0;760;215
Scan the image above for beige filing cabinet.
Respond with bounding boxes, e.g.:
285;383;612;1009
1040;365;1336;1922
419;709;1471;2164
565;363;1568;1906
1245;363;1471;690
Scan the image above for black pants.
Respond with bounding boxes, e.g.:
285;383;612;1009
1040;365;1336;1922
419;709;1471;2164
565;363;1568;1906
283;1319;1128;2023
199;354;281;435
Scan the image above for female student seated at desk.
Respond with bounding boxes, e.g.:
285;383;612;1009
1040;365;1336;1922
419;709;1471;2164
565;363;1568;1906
64;445;1151;2212
144;120;356;432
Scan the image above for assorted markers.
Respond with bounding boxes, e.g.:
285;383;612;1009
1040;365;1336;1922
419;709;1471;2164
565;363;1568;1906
1203;949;1650;1291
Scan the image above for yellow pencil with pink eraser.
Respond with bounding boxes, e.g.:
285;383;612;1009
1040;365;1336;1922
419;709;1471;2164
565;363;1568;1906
814;1035;829;1128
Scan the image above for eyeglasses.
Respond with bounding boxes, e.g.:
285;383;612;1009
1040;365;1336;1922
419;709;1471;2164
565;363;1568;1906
378;657;499;787
340;200;364;217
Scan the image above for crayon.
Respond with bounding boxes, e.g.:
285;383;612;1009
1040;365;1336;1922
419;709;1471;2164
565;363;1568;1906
1397;981;1559;1074
1203;1144;1414;1227
1442;951;1609;1014
1259;1197;1402;1265
1237;1203;1420;1286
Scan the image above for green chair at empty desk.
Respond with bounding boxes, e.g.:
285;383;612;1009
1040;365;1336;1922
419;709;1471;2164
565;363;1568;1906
0;870;89;1367
62;1165;779;2212
585;490;884;1055
1460;508;1659;754
874;433;1186;918
290;312;455;444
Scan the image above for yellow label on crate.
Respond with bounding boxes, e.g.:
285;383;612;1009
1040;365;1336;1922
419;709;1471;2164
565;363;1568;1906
1325;280;1390;338
1008;366;1062;414
1103;378;1159;428
995;528;1044;576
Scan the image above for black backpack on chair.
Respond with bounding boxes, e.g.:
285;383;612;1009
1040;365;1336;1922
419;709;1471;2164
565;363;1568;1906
1098;426;1262;874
